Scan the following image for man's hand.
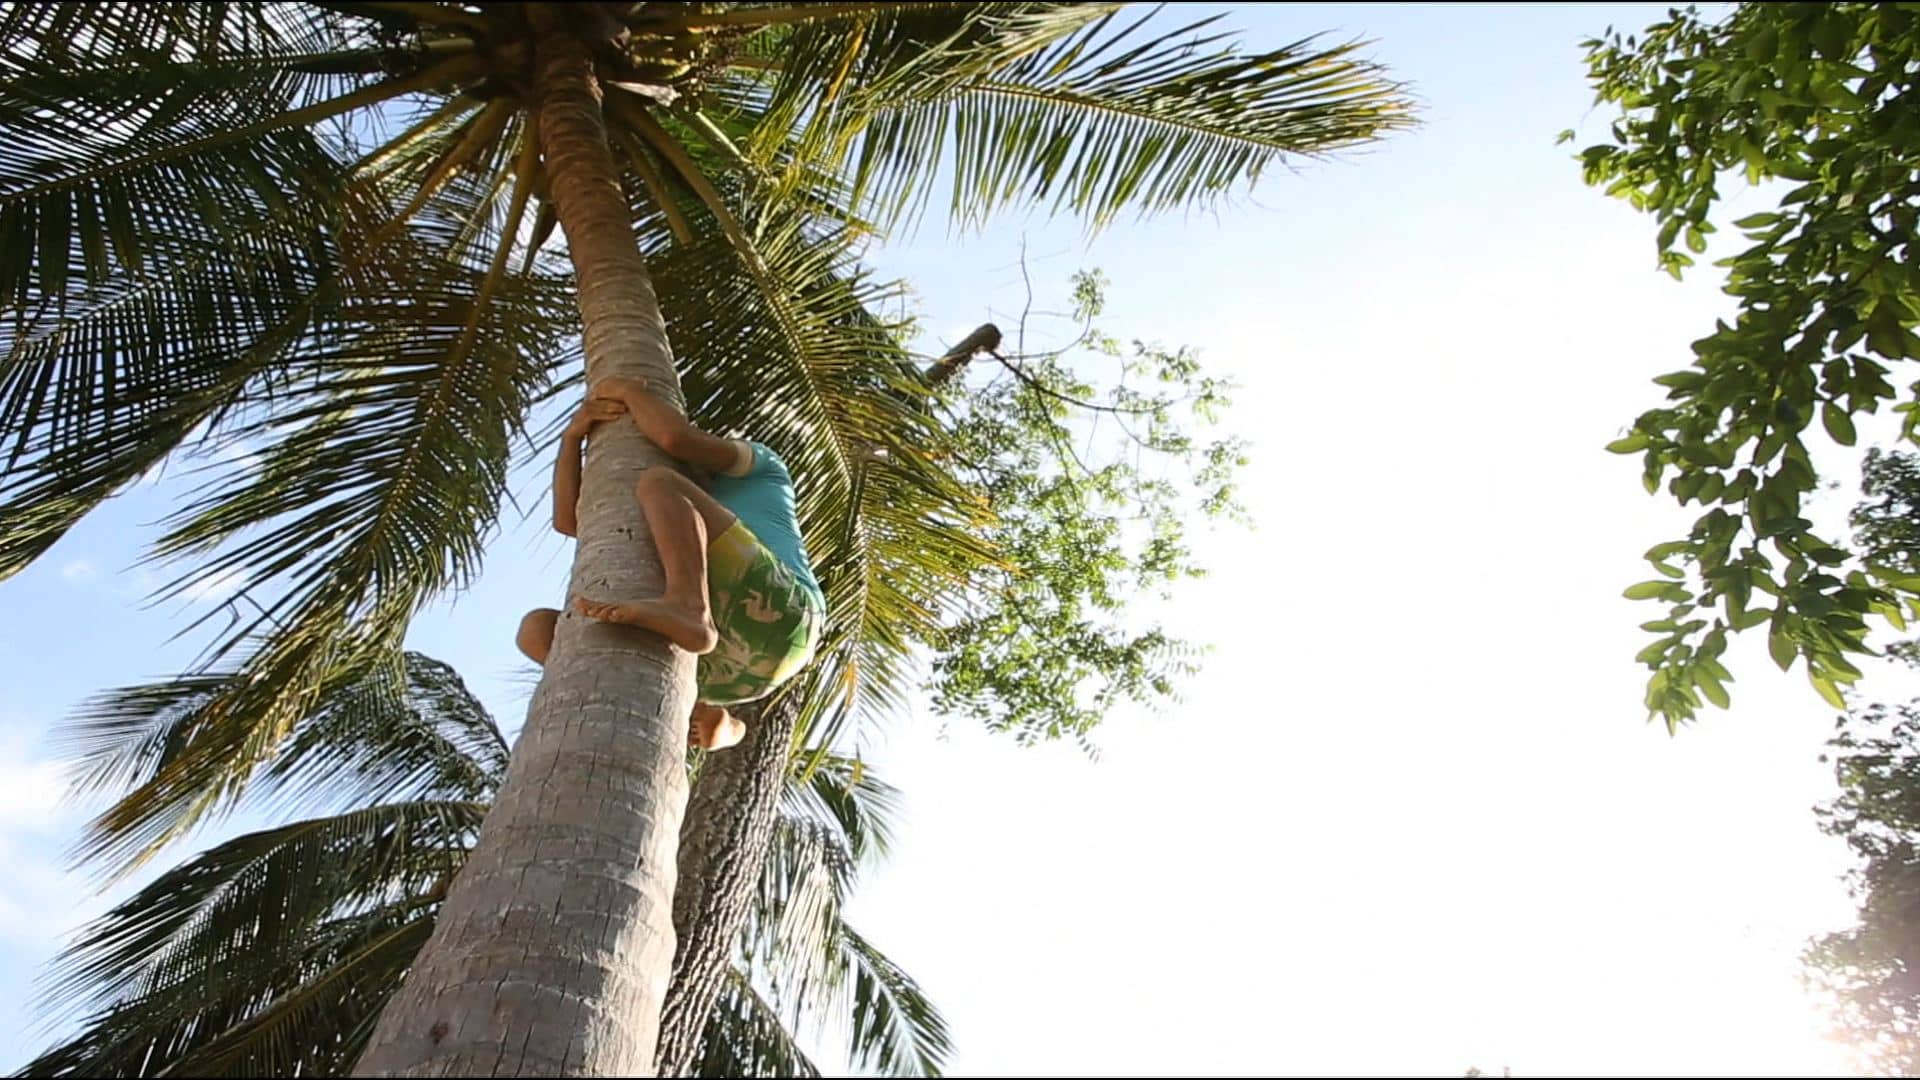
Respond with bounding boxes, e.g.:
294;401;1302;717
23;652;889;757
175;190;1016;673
564;397;625;440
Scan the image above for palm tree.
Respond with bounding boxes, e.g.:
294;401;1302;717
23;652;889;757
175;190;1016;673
0;3;1411;1072
19;650;945;1078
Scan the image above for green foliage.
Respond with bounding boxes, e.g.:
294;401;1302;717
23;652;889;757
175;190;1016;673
1806;698;1920;1078
1798;450;1920;1075
923;270;1247;747
738;762;952;1078
1576;2;1920;727
1854;448;1920;581
784;5;1415;231
21;652;949;1078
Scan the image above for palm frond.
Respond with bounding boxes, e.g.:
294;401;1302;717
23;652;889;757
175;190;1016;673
0;36;477;302
37;799;476;1037
0;3;348;68
23;905;434;1078
156;912;432;1078
739;788;951;1078
0;69;345;581
0;22;492;583
263;651;508;809
785;5;1415;229
57;125;572;880
650;2;965;32
837;924;951;1078
740;3;1112;193
783;751;902;867
691;967;824;1079
0;217;339;582
58;649;506;839
753;814;857;991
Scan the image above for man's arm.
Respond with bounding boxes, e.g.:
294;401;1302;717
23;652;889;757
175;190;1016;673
554;398;624;537
592;377;751;476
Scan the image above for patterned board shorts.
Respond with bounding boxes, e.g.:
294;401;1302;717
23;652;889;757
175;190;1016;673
697;520;825;706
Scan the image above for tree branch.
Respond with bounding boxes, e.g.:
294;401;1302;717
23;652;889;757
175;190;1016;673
924;323;1002;388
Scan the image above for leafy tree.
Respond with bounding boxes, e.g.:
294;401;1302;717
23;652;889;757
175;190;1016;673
1805;449;1920;1077
923;268;1246;749
17;651;945;1078
1806;697;1920;1079
1573;2;1920;727
0;2;1411;1071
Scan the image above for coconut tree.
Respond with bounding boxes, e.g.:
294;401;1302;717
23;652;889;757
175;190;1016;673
19;650;943;1078
0;2;1412;1073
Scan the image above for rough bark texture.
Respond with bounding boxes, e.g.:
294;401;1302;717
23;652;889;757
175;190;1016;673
352;8;693;1077
653;697;799;1077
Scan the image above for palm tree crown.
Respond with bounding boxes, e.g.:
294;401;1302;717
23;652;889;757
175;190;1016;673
1;0;1412;880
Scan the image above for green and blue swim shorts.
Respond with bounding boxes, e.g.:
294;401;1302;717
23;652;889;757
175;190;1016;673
697;519;825;706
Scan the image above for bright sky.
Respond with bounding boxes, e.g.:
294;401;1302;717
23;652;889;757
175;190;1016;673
0;2;1887;1076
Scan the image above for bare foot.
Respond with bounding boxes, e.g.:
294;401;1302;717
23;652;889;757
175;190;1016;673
572;595;718;654
690;704;746;751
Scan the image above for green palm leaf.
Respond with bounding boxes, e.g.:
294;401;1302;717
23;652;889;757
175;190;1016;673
59;650;505;839
744;759;951;1077
837;924;952;1078
57;127;576;879
35;799;477;1041
0;14;490;583
732;2;1411;230
0;65;345;580
858;8;1414;229
0;20;478;306
23;903;436;1078
737;3;1113;188
0;3;344;68
691;968;824;1079
157;912;434;1078
25;647;943;1077
784;751;901;866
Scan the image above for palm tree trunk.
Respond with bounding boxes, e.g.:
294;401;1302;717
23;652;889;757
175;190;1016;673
654;697;799;1077
352;8;693;1077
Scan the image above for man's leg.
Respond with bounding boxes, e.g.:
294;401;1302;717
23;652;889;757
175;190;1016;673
573;468;735;654
516;607;560;665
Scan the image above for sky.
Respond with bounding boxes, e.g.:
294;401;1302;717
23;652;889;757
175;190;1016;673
0;2;1891;1076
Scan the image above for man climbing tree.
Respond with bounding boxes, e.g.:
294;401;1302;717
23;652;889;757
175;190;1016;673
517;382;827;752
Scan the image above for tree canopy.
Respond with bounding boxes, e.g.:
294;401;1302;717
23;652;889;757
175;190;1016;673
0;1;1411;876
1805;449;1920;1077
1574;1;1920;727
